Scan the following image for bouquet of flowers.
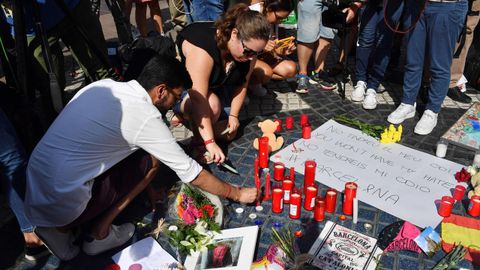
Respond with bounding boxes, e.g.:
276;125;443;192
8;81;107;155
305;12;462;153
166;184;221;256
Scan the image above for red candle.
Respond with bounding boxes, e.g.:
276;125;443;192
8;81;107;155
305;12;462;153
468;195;480;217
289;167;295;181
285;116;293;129
255;174;261;206
300;114;309;127
302;124;311;139
264;172;271;200
325;188;337;213
258;137;269;168
282;178;294;204
254;157;259;178
343;182;358;215
304;185;318;211
273;162;285;181
274;119;282;132
272;186;284;213
453;184;466;201
289;190;301;219
438;196;455;217
303;160;316;193
314;197;326;221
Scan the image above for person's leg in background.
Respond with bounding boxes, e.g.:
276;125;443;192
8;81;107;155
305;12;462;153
0;109;49;261
135;2;149;37
352;3;379;102
147;0;165;35
448;0;480;103
362;0;404;110
387;0;426;125
415;0;468;135
295;0;321;93
188;0;224;22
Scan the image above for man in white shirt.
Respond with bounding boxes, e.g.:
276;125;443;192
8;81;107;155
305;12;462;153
25;56;258;260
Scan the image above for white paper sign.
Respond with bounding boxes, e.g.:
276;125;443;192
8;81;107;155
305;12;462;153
112;237;181;270
273;120;463;228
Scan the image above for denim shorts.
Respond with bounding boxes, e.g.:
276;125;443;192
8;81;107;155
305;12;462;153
297;0;337;43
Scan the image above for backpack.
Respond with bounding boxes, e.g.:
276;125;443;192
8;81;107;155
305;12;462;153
118;35;177;81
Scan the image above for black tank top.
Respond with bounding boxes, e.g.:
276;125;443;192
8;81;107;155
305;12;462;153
177;22;251;93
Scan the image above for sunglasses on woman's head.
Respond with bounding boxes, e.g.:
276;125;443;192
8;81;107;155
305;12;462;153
240;39;263;57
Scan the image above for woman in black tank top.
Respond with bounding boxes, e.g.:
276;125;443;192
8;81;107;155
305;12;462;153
174;4;270;164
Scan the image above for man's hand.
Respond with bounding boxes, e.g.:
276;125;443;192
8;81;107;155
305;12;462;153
264;39;276;53
237;187;258;203
205;142;225;164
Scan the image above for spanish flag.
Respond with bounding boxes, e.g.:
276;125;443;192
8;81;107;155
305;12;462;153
442;214;480;264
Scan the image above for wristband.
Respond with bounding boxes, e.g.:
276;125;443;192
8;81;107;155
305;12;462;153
229;114;238;118
204;139;215;146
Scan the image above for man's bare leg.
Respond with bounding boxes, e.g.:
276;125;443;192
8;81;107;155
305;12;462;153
297;41;317;75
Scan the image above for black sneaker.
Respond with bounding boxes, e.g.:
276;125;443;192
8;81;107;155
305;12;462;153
25;245;50;261
296;74;309;94
447;86;472;104
309;71;337;90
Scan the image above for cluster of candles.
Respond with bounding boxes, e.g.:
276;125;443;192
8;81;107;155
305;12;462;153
274;114;311;139
438;184;480;217
269;161;358;221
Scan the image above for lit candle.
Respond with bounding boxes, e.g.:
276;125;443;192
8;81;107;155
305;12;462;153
302;124;311;139
300;114;309;127
453;184;466;201
285;116;293;130
325;188;337;213
304;185;318;211
272;186;284;213
289;190;301;219
314;197;325;222
273;162;285;181
264;171;271;200
303;160;316;193
282;178;294;204
274;119;282;132
438;196;454;217
343;182;358;215
468;195;480;217
258;137;269;168
436;139;448;158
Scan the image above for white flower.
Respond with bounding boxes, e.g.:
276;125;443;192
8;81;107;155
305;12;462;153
168;225;178;231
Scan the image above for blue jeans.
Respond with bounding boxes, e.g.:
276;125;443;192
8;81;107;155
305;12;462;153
402;0;468;112
0;109;33;233
355;1;404;91
183;0;224;23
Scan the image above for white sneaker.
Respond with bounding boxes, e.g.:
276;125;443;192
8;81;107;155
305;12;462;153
249;84;268;97
414;110;438;135
363;89;377;110
83;223;135;256
35;227;80;261
387;103;416;124
351;81;366;102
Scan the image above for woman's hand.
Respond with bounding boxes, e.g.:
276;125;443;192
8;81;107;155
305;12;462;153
205;142;225;164
228;115;240;134
264;39;276;53
284;42;296;56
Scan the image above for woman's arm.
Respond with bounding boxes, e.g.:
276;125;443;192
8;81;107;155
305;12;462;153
183;41;225;163
227;59;257;134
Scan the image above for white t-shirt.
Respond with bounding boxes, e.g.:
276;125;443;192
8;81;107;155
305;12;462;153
25;79;202;227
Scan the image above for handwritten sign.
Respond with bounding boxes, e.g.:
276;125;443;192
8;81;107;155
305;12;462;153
274;120;463;228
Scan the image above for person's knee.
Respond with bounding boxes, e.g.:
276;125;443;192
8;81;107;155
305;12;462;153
283;61;297;78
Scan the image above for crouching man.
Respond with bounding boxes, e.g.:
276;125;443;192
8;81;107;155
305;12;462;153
24;56;258;260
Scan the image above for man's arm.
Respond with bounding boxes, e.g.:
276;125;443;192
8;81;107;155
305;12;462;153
191;169;258;203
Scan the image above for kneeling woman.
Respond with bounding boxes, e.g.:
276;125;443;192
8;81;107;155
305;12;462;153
174;4;270;163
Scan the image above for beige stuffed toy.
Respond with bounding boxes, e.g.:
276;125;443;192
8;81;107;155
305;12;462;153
253;119;284;152
468;171;480;199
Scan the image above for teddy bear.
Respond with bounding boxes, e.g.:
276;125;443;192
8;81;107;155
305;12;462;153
468;169;480;199
253;119;284;152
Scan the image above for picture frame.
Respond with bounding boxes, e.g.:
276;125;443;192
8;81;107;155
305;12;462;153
184;225;259;270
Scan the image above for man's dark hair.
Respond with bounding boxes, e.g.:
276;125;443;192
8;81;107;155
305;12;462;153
136;55;192;91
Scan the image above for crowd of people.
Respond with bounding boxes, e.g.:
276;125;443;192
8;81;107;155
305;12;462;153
0;0;479;265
